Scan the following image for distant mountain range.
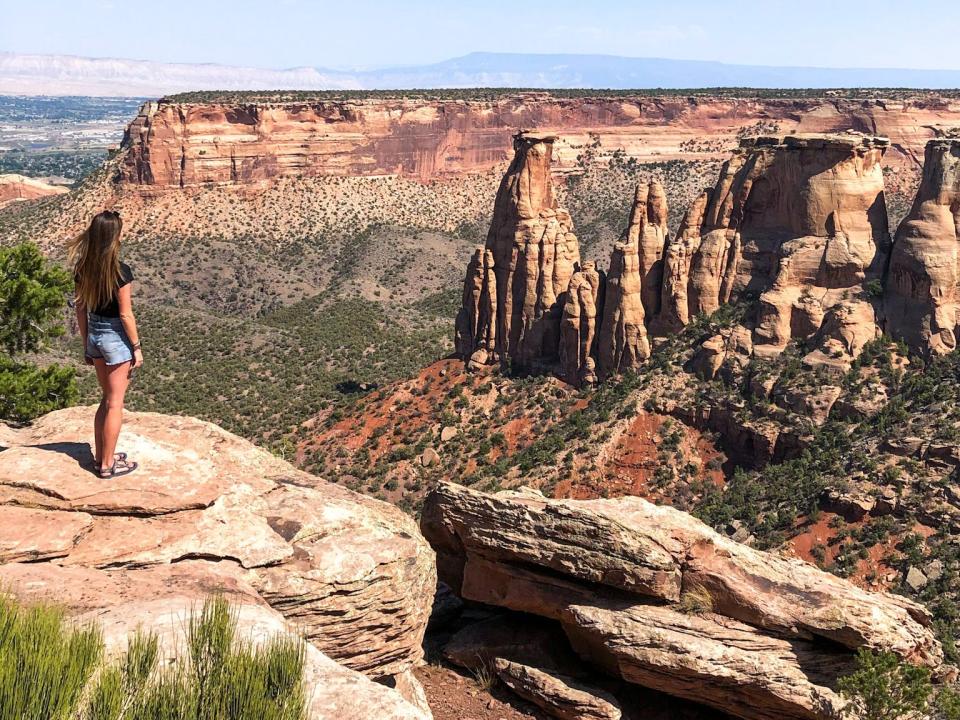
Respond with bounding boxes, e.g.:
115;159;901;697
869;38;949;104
3;51;960;97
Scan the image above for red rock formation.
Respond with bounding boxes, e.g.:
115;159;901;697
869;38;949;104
560;261;603;385
654;190;711;333
597;243;650;379
885;137;960;355
458;132;580;372
0;173;68;208
623;181;669;318
654;134;890;364
454;129;960;387
119;95;960;187
455;248;496;365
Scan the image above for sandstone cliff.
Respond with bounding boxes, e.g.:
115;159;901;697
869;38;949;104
0;173;68;208
119;94;960;187
0;407;436;719
885;137;960;355
422;482;942;720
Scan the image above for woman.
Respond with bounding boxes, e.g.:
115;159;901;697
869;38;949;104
68;210;144;478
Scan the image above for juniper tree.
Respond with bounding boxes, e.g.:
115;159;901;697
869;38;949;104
0;242;77;421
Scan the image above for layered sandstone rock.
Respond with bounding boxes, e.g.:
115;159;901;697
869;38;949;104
559;261;603;385
885;137;960;355
0;173;68;208
655;134;890;362
0;562;430;720
458;132;895;385
421;482;941;720
563;602;849;720
625;181;669;318
119;95;960;187
597;243;650;379
457;132;580;371
0;407;436;694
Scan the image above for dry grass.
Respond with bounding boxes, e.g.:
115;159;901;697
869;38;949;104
678;583;714;615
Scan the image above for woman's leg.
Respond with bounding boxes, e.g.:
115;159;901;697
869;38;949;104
93;361;110;464
94;359;131;473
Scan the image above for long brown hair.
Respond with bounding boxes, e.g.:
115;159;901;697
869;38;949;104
68;211;123;311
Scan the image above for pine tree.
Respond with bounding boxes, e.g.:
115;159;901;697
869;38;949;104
0;242;77;422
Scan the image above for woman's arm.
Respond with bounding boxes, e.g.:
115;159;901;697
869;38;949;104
116;283;143;368
74;288;91;364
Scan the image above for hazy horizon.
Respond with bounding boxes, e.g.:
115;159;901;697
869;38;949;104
4;0;960;72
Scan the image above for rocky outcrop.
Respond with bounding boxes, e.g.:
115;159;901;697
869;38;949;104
656;134;890;363
0;406;436;718
457;132;898;384
422;482;942;720
119;95;960;187
885;137;960;355
0;173;68;208
456;132;580;372
0;562;430;720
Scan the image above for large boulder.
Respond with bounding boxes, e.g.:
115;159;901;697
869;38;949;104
0;406;436;718
421;482;942;720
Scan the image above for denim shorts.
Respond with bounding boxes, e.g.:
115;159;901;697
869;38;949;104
86;314;134;366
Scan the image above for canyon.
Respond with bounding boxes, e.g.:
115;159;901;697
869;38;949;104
4;90;960;719
120;92;960;187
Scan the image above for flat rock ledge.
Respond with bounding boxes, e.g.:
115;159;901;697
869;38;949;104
0;406;437;720
422;482;942;720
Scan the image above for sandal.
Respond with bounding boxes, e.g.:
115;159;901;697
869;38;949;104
89;452;127;471
96;452;127;463
98;457;138;478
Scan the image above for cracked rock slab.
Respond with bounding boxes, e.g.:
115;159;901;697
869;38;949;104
562;602;848;720
0;505;92;562
493;658;622;720
0;406;435;683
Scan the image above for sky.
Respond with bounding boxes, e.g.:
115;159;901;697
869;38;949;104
2;0;960;71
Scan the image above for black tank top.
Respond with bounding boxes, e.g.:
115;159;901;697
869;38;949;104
88;262;134;318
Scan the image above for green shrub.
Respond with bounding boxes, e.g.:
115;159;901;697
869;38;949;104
0;594;307;720
0;593;103;720
0;242;76;422
838;648;932;720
